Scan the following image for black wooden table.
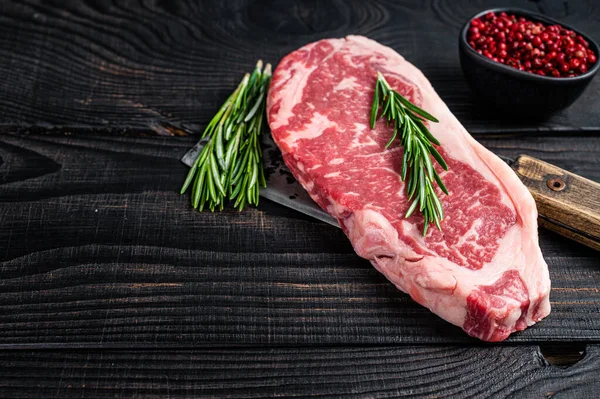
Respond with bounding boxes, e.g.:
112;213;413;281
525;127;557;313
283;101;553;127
1;1;599;397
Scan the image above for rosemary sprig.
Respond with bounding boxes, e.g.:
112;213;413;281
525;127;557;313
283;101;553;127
370;72;449;236
181;60;271;211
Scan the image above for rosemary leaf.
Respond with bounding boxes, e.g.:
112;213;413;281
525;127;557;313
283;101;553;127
370;72;449;235
181;154;200;195
433;169;449;195
181;60;271;212
414;118;441;146
405;198;419;219
245;91;265;122
192;167;201;208
429;145;448;171
370;80;380;128
385;124;398;148
210;153;226;197
396;95;439;122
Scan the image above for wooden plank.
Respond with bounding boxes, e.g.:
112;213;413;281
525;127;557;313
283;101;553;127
0;1;598;133
0;345;598;398
513;155;600;251
0;132;599;346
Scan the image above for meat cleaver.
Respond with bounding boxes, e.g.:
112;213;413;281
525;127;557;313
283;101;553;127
182;134;600;251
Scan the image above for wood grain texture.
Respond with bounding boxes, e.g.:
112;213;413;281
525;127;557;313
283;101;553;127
0;345;598;398
514;155;600;251
1;0;599;394
0;0;598;133
1;132;599;347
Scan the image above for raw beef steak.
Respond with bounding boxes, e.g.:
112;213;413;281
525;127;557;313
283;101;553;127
267;36;551;342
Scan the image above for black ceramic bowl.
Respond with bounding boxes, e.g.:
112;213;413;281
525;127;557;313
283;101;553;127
459;8;599;114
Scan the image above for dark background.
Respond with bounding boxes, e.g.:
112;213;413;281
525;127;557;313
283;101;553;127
1;0;599;133
0;0;599;397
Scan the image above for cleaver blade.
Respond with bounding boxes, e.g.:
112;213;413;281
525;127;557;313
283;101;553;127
181;134;339;227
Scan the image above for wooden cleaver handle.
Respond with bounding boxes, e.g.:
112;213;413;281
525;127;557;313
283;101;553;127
512;155;600;251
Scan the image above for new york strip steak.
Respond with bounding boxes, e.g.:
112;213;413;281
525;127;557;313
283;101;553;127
267;36;551;341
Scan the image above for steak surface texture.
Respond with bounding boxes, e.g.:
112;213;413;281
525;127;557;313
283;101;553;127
267;35;551;342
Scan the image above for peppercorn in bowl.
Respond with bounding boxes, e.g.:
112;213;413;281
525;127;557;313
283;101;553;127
459;8;599;114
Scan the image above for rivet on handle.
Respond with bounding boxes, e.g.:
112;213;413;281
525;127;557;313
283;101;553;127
547;177;566;192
